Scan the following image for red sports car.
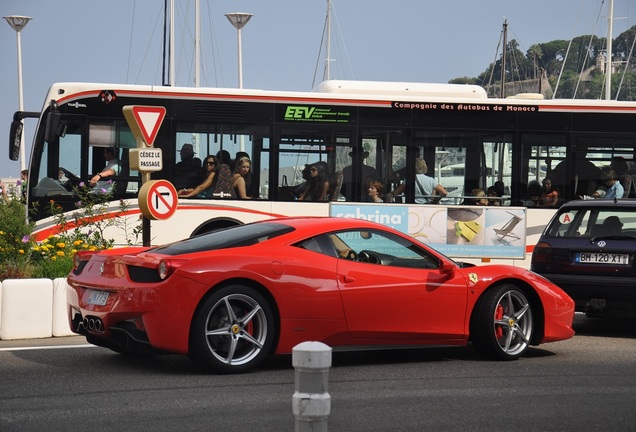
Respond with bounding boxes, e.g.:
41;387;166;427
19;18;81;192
67;217;575;373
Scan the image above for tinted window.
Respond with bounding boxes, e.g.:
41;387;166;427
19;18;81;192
298;229;439;269
546;208;636;238
153;222;294;255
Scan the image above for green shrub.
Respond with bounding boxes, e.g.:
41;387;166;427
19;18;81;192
0;197;35;279
0;183;141;281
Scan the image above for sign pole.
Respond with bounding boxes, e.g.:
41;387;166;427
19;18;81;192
142;171;152;246
122;105;168;248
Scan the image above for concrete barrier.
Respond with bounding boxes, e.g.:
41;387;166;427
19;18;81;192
0;278;53;340
292;341;332;432
53;278;74;337
0;278;75;340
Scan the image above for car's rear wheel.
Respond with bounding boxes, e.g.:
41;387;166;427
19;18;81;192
189;285;275;373
471;284;534;360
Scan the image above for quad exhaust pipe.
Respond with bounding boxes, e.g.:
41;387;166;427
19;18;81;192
83;316;104;333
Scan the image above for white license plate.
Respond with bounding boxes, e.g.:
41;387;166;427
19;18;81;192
575;252;630;265
86;290;109;306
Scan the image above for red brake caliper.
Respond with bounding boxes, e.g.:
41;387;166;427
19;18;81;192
495;304;504;339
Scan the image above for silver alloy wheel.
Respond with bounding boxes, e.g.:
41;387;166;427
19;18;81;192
493;290;533;356
204;293;268;365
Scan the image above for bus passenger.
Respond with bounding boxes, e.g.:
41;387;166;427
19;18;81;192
367;180;385;203
525;180;542;206
486;186;501;206
465;188;488;206
341;148;379;201
593;169;624;199
173;144;202;190
233;151;253;195
178;155;218;198
232;157;252;199
299;162;330;201
414;158;447;204
538;177;559;207
89;147;120;192
19;169;28;198
216;150;232;166
610;157;632;198
387;156;447;204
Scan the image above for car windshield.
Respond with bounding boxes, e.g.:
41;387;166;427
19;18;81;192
546;208;636;239
152;222;295;256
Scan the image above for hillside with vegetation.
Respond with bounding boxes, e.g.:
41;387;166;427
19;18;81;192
450;25;636;101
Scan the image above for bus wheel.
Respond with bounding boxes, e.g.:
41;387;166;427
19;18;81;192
471;284;534;360
189;285;275;373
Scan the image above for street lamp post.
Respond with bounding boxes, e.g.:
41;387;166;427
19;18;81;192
4;15;32;172
224;12;253;89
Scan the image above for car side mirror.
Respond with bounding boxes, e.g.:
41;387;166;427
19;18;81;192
439;259;455;276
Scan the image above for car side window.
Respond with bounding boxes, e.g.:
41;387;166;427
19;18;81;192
329;229;439;269
296;235;338;258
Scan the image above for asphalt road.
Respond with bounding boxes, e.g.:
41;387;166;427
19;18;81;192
1;314;635;432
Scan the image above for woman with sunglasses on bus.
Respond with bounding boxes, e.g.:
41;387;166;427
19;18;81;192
299;162;330;201
178;155;219;198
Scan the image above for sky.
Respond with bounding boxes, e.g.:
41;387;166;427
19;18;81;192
1;0;633;179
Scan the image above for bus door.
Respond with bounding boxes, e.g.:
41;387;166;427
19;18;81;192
275;125;349;201
480;133;513;205
519;134;567;204
336;129;394;202
574;135;636;199
412;130;471;204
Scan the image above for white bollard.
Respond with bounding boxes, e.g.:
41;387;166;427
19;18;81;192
292;341;332;432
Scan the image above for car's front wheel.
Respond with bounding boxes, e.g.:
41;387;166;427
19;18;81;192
189;285;275;373
471;284;534;360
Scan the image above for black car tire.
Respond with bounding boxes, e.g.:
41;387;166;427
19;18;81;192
189;285;275;373
471;284;534;360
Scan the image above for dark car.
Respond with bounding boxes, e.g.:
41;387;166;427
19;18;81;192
531;199;636;317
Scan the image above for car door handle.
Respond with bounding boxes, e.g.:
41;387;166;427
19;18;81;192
342;275;355;283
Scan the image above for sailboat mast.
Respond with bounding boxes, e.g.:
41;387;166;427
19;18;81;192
605;0;614;100
325;0;332;80
195;0;200;87
500;19;508;98
170;0;175;86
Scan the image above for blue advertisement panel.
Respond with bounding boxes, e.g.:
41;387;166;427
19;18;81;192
330;203;526;259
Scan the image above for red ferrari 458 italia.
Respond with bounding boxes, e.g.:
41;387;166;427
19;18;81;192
67;217;575;373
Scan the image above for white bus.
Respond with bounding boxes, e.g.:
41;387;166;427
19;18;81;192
10;80;636;267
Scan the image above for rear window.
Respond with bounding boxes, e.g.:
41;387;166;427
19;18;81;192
153;222;295;256
546;208;636;238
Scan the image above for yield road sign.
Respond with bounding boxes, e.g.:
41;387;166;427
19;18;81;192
138;179;178;220
123;105;166;147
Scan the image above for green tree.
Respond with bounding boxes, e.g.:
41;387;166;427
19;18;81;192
452;24;636;101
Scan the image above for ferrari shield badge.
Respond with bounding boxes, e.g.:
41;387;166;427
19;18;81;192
468;273;479;284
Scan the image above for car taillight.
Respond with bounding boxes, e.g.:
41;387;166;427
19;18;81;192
158;258;188;280
158;260;171;280
531;241;553;270
72;251;97;273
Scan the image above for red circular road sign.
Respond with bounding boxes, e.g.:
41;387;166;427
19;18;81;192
138;179;178;220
